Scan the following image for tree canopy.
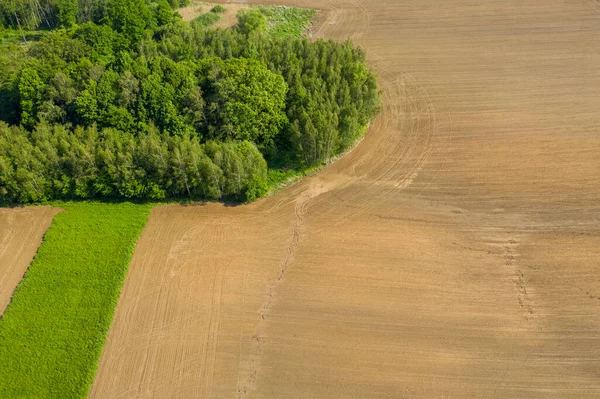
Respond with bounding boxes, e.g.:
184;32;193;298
236;9;266;35
0;1;380;204
206;57;288;153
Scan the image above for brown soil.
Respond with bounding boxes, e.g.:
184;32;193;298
0;207;59;315
91;0;600;397
178;2;250;29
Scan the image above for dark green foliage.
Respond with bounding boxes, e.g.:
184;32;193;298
0;39;32;124
0;202;152;398
178;28;380;166
211;5;225;13
0;0;123;31
18;67;45;129
0;3;380;204
236;8;266;35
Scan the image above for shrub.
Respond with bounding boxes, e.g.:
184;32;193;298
192;12;220;28
236;9;266;35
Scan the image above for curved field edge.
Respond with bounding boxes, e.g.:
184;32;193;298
89;0;600;397
0;202;152;398
266;124;369;196
1;5;379;206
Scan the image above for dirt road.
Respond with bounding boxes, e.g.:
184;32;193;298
91;0;600;397
0;207;58;315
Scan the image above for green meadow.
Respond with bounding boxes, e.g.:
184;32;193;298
0;202;152;398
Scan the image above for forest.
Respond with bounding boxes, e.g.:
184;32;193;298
0;0;380;203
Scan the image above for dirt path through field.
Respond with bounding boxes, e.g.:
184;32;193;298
91;0;600;397
0;207;59;315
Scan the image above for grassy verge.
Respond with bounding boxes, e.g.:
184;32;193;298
259;6;317;39
265;124;369;197
191;10;221;27
0;201;152;398
266;165;317;194
0;28;43;49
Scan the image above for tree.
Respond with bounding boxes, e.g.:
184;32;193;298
75;88;99;124
74;22;118;65
181;86;204;131
18;68;45;129
56;0;78;28
155;0;175;27
0;6;381;204
209;57;288;154
104;0;154;47
236;9;265;35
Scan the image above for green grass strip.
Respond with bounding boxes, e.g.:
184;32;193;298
191;11;221;28
0;201;153;398
260;6;317;39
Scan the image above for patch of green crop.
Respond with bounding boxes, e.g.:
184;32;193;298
191;11;221;27
0;201;152;398
259;6;316;39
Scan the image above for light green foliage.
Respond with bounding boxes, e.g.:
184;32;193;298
0;122;268;202
105;0;154;47
29;29;90;72
245;172;269;201
191;11;220;28
74;88;99;124
259;6;316;39
18;68;45;129
236;8;266;35
208;57;288;153
266;164;314;193
73;22;118;65
203;140;268;200
57;0;79;28
155;0;176;27
0;2;380;204
0;202;152;398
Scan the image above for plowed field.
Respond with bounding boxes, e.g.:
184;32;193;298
0;207;58;315
91;0;600;397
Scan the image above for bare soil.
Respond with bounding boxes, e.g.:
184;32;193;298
178;2;250;29
91;0;600;397
0;207;59;315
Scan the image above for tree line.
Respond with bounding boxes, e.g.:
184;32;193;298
0;0;380;204
0;122;268;202
0;0;189;31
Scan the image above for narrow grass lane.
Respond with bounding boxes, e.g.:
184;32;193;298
0;202;152;398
